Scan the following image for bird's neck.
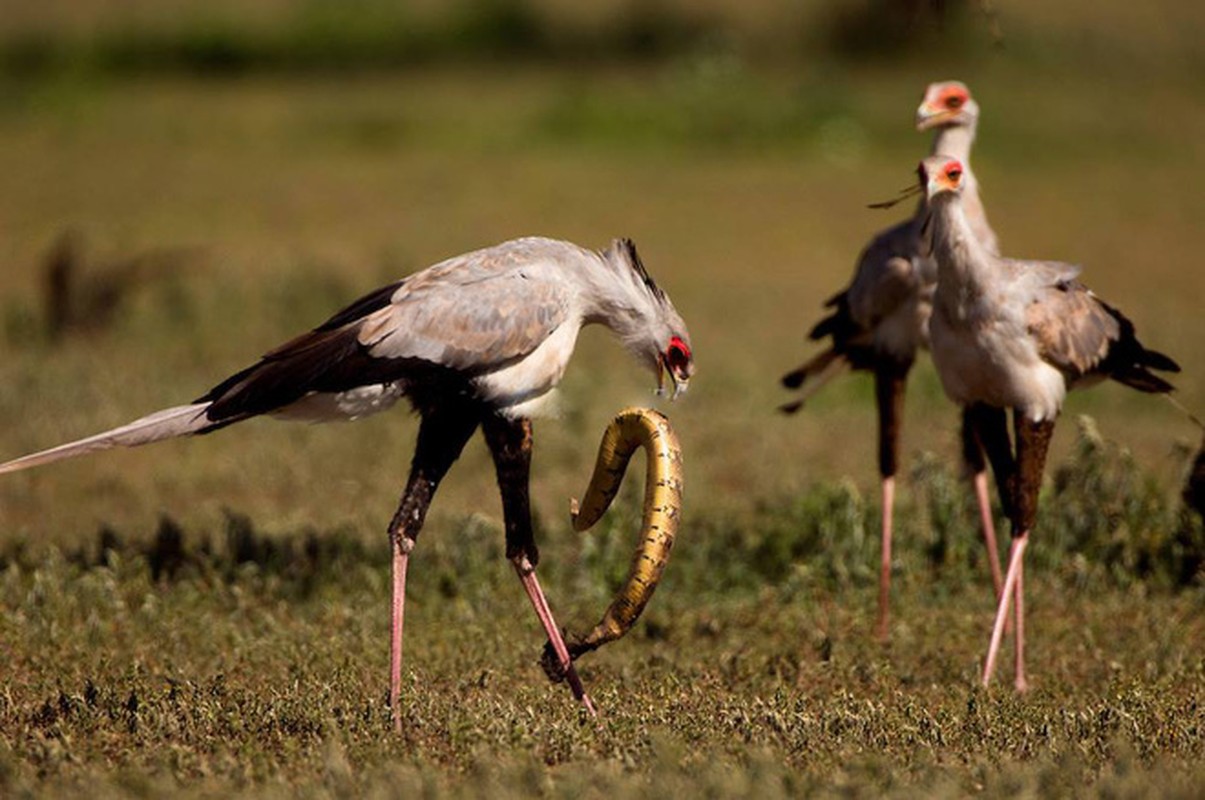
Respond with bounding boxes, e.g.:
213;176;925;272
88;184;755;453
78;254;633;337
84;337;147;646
577;253;659;340
930;121;976;163
931;193;997;295
929;121;998;254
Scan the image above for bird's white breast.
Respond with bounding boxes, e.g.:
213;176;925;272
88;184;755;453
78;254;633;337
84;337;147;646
930;297;1066;422
473;321;582;418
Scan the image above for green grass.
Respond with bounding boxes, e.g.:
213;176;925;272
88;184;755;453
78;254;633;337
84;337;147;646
2;432;1203;797
1;1;1204;796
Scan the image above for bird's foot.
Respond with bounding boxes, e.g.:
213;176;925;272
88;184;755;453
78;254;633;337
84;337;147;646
540;641;567;683
540;629;586;683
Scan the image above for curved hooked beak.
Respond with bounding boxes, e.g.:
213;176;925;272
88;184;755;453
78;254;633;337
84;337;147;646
656;356;691;401
916;104;955;131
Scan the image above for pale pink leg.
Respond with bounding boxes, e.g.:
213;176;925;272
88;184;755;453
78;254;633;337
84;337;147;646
974;470;1011;635
390;538;412;732
1014;554;1028;692
982;533;1028;687
877;476;895;642
513;557;598;716
973;471;1004;598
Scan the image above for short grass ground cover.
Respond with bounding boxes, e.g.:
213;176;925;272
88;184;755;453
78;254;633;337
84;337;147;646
2;427;1202;797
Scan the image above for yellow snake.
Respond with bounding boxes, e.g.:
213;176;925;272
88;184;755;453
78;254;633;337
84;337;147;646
541;407;683;679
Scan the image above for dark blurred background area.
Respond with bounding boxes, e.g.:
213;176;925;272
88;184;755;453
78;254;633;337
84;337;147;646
0;1;999;76
0;0;1194;77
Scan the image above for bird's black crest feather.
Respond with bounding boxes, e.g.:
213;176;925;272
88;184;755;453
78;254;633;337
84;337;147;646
617;238;667;303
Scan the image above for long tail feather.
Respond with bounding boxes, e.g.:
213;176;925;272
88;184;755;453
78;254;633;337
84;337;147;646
779;349;850;413
0;403;213;475
781;348;840;390
1163;394;1205;433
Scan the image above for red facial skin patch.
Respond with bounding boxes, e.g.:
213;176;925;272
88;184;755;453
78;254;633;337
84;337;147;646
943;88;967;109
666;336;691;371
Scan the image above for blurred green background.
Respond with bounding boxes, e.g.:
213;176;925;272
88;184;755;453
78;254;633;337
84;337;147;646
0;2;1202;797
0;0;1200;539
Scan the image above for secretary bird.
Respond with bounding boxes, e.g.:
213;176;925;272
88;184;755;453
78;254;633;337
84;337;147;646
781;80;1004;640
920;155;1179;691
0;236;694;729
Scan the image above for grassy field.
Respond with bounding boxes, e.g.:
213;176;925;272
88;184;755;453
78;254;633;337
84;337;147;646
1;1;1204;796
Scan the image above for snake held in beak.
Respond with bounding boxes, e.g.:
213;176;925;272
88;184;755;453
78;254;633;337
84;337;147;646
540;407;683;681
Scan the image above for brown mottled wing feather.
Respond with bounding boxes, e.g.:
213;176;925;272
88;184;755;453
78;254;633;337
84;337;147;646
1026;278;1119;380
1026;269;1178;393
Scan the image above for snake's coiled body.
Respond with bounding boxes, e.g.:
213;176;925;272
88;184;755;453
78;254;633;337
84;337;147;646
542;407;683;679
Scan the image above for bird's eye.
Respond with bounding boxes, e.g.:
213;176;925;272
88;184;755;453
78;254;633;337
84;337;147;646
946;95;965;109
666;336;691;370
946;167;962;182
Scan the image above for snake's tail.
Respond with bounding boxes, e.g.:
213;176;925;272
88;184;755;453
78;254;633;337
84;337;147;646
543;408;683;674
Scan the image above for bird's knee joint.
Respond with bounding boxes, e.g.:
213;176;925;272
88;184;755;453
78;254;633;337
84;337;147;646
510;553;539;575
392;531;417;554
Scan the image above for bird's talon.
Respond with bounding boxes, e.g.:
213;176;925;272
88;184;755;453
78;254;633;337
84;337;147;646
540;640;569;683
539;627;589;684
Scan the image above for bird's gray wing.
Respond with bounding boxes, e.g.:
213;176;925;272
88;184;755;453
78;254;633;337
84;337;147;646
360;267;570;371
846;220;925;329
1021;260;1117;378
1008;258;1082;286
201;250;571;423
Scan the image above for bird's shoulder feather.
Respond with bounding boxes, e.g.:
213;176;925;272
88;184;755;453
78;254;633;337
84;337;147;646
1021;262;1118;378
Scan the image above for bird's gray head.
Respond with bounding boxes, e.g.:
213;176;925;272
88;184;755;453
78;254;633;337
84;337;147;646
916;81;979;132
600;239;694;399
919;155;966;201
